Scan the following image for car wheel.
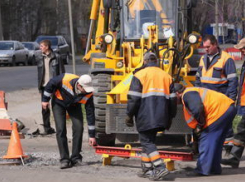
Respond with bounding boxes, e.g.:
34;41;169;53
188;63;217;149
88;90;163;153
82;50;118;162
10;56;16;66
23;55;28;66
64;54;69;65
32;56;36;65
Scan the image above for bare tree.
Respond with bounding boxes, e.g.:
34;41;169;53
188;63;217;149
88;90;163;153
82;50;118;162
0;0;92;53
0;2;3;40
193;0;245;39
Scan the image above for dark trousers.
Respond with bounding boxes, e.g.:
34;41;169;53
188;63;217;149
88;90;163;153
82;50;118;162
234;115;245;145
139;129;158;155
41;88;52;132
52;101;84;163
139;129;165;169
196;105;236;175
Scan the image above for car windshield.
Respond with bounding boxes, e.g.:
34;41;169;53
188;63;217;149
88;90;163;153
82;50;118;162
123;0;177;40
36;37;58;46
23;43;34;50
0;42;14;50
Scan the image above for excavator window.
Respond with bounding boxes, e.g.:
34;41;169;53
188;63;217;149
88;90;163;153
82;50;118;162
123;0;177;40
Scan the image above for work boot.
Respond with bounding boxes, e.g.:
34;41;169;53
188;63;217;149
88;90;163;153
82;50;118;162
148;167;169;181
137;169;153;178
71;159;83;167
60;161;72;169
137;161;153;178
221;145;244;168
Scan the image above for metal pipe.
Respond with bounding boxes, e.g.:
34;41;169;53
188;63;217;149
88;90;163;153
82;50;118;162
85;20;95;55
68;0;76;74
85;0;100;55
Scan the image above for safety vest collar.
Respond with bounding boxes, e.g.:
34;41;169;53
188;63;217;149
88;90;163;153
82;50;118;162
144;62;158;68
208;51;220;68
203;51;220;70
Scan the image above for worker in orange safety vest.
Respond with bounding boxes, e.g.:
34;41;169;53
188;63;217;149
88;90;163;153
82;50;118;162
195;34;238;143
42;73;96;169
175;84;236;176
221;38;245;168
126;52;177;180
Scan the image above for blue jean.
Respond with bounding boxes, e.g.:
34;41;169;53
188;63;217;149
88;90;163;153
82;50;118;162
196;105;236;175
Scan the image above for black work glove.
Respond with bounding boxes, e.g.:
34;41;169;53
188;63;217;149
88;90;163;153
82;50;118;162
194;125;202;138
125;115;134;127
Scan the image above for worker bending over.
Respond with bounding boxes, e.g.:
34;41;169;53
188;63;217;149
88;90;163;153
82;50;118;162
42;73;96;169
175;84;236;176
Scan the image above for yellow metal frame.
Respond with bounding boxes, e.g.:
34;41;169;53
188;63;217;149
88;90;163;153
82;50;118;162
101;144;175;171
85;0;198;105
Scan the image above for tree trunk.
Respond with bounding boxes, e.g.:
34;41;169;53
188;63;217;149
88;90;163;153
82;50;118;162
0;2;3;40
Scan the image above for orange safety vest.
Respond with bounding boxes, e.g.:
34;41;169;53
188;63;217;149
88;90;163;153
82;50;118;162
240;76;245;106
78;93;93;104
55;74;93;104
199;51;231;85
135;67;173;99
182;87;234;129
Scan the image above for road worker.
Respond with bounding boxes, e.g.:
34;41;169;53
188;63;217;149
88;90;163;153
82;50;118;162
221;38;245;168
175;84;236;176
41;73;96;169
125;52;177;180
195;34;238;141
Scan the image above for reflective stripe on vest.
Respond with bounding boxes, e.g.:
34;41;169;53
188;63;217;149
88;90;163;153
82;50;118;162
78;93;93;104
182;87;234;129
199;51;230;85
55;74;79;100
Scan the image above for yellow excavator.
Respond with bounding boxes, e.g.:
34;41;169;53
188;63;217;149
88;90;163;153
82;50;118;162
84;0;200;146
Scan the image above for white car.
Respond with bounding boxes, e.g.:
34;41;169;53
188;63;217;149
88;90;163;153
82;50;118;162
22;42;42;65
0;41;29;66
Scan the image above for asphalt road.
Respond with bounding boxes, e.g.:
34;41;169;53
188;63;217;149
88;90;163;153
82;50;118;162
0;58;90;92
1;61;245;181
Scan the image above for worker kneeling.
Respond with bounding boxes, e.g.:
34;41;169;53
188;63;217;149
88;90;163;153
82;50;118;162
175;84;236;176
126;52;177;180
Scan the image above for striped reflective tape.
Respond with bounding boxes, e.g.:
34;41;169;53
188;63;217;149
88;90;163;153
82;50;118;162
200;77;227;82
44;91;52;97
170;93;177;98
142;92;169;99
128;91;142;97
62;85;74;96
227;73;237;79
88;125;95;130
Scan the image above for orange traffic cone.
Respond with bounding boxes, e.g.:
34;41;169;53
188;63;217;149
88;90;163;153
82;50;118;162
3;122;28;159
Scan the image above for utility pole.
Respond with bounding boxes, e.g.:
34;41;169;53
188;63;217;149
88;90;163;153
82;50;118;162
0;3;3;40
215;0;219;41
68;0;76;74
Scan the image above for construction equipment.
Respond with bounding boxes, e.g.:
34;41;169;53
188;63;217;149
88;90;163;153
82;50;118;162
84;0;200;146
2;122;28;165
94;144;193;170
0;91;25;138
0;91;12;136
